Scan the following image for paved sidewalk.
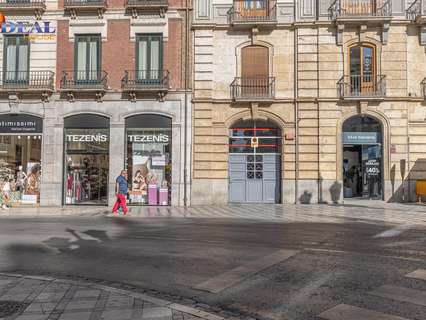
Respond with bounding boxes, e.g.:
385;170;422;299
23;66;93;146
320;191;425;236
1;201;426;225
0;273;225;320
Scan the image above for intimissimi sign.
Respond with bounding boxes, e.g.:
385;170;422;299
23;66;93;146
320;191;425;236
0;114;43;134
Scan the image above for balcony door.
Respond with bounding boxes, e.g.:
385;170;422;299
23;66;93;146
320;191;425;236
241;45;268;98
136;34;163;84
240;1;268;18
75;35;101;84
3;36;29;84
349;44;376;95
343;0;376;16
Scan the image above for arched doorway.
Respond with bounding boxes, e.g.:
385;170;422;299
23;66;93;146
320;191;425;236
342;115;383;199
228;118;281;203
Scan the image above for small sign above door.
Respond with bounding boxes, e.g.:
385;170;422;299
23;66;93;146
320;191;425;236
342;132;379;145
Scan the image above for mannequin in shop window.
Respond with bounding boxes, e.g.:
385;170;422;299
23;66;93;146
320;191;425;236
16;166;27;197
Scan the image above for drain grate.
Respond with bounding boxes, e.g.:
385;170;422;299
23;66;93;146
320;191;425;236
0;300;28;317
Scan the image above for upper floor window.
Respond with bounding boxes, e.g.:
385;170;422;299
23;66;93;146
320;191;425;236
241;45;268;79
136;34;163;82
75;34;101;82
3;35;29;83
349;43;376;93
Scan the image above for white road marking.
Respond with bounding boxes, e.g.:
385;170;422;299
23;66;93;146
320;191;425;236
319;304;411;320
194;249;298;293
370;285;426;307
373;225;413;238
406;269;426;281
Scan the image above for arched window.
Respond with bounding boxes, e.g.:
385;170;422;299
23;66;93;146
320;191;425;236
241;45;268;79
348;43;376;94
240;45;269;97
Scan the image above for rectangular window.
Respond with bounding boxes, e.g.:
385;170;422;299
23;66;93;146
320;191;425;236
136;34;163;82
3;35;29;83
74;35;101;83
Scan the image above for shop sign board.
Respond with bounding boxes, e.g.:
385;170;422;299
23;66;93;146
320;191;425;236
0;114;43;134
343;132;379;145
128;134;169;143
66;134;108;142
365;159;380;176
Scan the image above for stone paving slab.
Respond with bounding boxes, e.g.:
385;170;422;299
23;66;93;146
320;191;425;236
0;273;226;320
1;202;426;226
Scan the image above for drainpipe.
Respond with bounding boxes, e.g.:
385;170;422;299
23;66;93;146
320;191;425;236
183;0;190;206
294;25;299;204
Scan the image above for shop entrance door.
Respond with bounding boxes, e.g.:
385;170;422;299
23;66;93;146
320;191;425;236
342;115;383;200
228;120;281;204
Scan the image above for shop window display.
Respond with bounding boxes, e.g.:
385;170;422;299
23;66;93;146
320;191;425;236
63;115;109;205
125;115;172;206
0;113;43;206
0;135;42;205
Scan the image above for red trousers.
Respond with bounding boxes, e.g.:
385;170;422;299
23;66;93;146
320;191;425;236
112;193;128;214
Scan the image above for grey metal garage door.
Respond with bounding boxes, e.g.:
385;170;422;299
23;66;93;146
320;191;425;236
229;153;280;203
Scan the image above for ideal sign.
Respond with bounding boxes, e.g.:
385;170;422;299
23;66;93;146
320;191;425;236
0;12;56;41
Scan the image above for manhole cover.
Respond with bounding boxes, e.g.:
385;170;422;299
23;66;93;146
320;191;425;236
0;300;28;317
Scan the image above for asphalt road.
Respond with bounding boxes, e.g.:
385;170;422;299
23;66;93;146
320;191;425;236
0;214;425;320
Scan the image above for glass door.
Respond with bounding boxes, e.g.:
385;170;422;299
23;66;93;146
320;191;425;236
362;144;382;199
349;45;376;95
4;36;29;85
136;34;163;84
75;35;101;84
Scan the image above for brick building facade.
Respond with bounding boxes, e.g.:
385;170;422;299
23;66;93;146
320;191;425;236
0;0;191;207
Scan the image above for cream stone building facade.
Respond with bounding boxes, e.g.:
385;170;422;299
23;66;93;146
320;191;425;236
192;0;426;204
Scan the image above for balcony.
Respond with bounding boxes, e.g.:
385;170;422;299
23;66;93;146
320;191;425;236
0;71;54;101
64;0;107;19
407;0;426;23
338;75;386;100
329;0;392;21
125;0;168;18
228;0;277;27
122;70;169;101
60;70;108;101
230;77;275;102
0;0;46;19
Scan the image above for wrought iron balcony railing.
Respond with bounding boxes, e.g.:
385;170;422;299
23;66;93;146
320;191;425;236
121;70;169;91
228;0;277;25
231;77;275;101
60;70;108;91
338;75;386;99
406;0;425;21
329;0;392;20
64;0;106;8
0;0;45;9
0;71;54;91
125;0;168;8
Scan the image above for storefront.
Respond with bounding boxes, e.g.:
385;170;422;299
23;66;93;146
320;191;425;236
63;114;109;205
228;119;282;203
342;115;383;199
125;114;172;206
0;113;43;205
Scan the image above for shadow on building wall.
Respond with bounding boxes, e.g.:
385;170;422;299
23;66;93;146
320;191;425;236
389;159;426;203
299;180;342;205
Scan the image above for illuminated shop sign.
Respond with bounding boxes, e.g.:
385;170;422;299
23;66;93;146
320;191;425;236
0;115;43;134
128;134;169;143
66;134;108;142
